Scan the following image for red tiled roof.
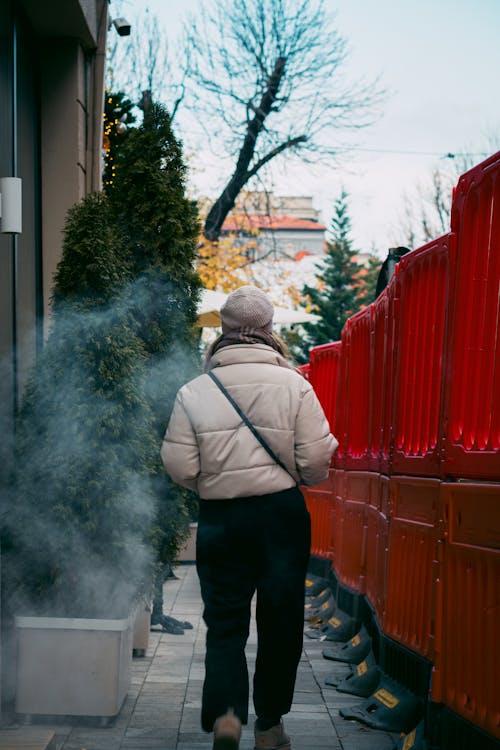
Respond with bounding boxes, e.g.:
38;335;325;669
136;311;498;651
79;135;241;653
222;214;326;232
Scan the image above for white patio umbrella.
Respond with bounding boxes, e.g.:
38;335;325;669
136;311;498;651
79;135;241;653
196;288;320;328
196;289;230;328
272;306;320;326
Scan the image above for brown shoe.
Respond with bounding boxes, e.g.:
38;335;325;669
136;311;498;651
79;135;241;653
254;719;291;749
213;708;242;750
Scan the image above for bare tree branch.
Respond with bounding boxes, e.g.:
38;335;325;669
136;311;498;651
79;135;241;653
245;135;308;180
392;150;489;248
184;0;384;239
204;134;307;240
106;8;188;121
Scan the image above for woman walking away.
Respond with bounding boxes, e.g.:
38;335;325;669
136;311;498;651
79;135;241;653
161;286;337;750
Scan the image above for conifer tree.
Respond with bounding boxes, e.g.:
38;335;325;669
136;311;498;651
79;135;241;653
292;191;362;361
108;101;202;572
358;253;382;305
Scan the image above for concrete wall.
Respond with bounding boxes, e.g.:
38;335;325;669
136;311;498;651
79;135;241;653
40;41;89;328
37;0;107;330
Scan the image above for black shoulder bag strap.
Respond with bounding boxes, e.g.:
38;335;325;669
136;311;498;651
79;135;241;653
207;370;297;484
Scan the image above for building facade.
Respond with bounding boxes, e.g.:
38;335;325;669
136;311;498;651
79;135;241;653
0;0;108;711
0;0;107;469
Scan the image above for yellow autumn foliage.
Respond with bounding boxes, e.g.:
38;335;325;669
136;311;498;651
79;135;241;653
196;233;257;292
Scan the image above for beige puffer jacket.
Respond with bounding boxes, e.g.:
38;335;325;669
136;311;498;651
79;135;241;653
161;344;338;499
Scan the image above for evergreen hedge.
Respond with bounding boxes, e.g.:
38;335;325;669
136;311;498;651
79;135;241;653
7;103;201;618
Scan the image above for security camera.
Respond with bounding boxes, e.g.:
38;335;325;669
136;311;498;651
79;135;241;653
111;17;131;36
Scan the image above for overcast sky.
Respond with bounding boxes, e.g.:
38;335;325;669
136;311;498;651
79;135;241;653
116;0;500;256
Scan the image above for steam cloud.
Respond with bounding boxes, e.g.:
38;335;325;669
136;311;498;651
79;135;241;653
2;274;200;620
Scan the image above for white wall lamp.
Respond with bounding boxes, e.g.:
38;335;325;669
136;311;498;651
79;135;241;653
0;177;22;234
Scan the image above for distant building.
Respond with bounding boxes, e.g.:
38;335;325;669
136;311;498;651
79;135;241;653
235;191;323;222
222;192;326;259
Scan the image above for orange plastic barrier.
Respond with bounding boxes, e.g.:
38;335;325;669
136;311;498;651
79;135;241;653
432;482;500;739
391;236;450;476
332;470;345;567
365;474;389;625
334;471;370;594
341;308;372;470
384;476;441;660
302;476;335;561
443;152;500;480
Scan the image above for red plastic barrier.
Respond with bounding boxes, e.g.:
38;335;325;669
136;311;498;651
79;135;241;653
365;474;390;625
391;236;450;476
341;308;372;470
308;341;341;438
432;482;500;739
296;363;310;380
443;151;500;480
299;152;500;746
302;472;336;560
335;471;370;593
369;291;391;473
384;477;441;660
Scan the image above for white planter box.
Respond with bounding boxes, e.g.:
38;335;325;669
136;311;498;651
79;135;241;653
132;604;151;656
15;613;133;721
176;522;197;562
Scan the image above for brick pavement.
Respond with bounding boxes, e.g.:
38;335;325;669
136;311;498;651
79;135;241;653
11;565;400;750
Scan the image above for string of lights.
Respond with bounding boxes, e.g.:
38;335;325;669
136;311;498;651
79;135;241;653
102;92;134;191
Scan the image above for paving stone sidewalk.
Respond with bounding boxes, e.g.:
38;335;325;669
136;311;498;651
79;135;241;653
21;565;400;750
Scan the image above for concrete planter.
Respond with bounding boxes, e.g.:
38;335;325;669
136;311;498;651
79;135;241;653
15;613;133;723
132;603;151;657
176;522;197;563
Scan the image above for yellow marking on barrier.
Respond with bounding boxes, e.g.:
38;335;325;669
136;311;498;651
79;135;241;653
305;580;313;587
374;688;399;709
402;729;416;749
351;635;361;646
321;600;330;611
356;660;367;676
305;588;328;610
328;616;341;626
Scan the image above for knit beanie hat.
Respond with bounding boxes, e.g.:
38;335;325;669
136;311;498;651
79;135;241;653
220;285;274;333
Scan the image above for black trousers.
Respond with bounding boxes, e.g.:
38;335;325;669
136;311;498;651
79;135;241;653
196;486;311;732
